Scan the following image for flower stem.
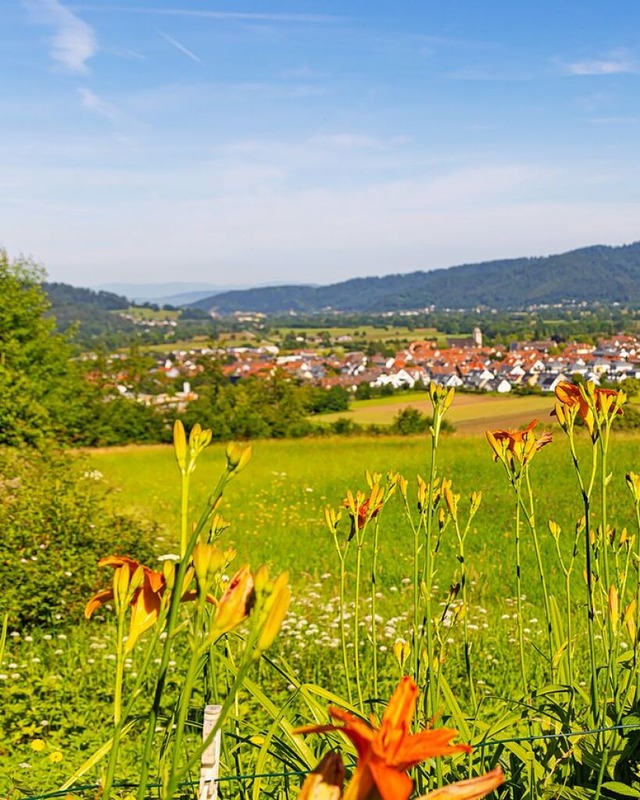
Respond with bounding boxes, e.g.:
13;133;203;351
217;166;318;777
514;481;527;696
136;468;232;800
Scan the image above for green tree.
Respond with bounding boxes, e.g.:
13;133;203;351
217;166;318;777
0;251;89;446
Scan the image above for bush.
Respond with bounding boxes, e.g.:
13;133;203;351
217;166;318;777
330;417;362;435
0;448;158;628
391;406;455;435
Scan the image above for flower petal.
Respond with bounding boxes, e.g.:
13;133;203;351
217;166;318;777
368;757;413;800
84;588;114;618
418;766;505;799
388;728;471;769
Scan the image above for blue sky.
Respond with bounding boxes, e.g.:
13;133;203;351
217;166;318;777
2;1;640;288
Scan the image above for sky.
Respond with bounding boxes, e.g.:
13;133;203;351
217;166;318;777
2;1;640;289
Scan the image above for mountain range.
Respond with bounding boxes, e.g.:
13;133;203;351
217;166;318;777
190;242;640;314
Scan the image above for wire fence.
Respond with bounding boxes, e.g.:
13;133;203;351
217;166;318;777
20;720;640;800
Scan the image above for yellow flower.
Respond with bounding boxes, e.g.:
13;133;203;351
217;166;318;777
256;571;291;652
31;738;46;752
49;750;64;763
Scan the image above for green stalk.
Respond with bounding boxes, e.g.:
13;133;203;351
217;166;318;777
167;600;207;786
635;500;640;705
353;537;365;713
412;515;421;685
599;421;612;591
522;471;554;679
102;615;126;800
423;408;441;722
565;566;574;688
338;550;353;705
514;480;527;696
330;516;352;704
566;425;600;728
136;468;233;800
371;517;380;700
455;516;475;711
402;491;422;688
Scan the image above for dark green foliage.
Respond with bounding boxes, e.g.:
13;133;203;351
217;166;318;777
307;385;350;414
0;252;171;448
0;252;92;447
391;406;432;435
330;417;361;435
81;397;172;446
179;307;212;320
391;406;455;435
0;447;157;628
182;368;314;440
44;282;130;311
190;242;640;313
44;281;137;348
609;403;640;430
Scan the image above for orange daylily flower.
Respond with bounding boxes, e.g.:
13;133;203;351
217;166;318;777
85;555;213;651
418;766;505;799
489;419;551;454
486;419;552;466
212;565;255;636
553;381;624;436
355;497;383;530
85;556;168;651
344;486;384;540
296;677;471;800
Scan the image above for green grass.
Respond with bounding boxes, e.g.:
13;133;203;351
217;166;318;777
5;426;640;794
86;431;638;599
122;306;181;321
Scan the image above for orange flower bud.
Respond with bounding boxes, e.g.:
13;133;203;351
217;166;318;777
212;566;255;636
256;571;291;652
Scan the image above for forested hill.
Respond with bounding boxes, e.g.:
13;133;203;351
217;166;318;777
191;242;640;314
43;282;136;344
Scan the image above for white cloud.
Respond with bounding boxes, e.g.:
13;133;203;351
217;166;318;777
9;152;640;286
563;51;634;76
23;0;96;73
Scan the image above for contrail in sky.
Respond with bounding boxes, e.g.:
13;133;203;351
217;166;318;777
157;28;204;64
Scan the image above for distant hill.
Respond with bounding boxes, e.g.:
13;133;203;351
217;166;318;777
190;242;640;314
44;282;136;345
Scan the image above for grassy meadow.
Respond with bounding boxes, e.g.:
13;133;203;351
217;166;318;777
85;427;639;606
4;390;640;797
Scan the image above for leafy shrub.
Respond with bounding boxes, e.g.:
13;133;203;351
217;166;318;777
330;417;362;435
0;447;157;628
391;406;455;435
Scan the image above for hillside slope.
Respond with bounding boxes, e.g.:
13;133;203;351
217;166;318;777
190;242;640;313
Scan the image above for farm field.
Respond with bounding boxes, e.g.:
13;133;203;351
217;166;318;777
271;324;445;344
318;391;557;433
